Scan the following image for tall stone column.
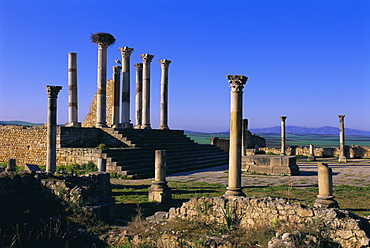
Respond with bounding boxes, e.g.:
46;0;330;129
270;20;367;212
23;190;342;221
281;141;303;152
225;75;247;197
158;59;171;130
314;163;339;208
140;54;154;129
280;116;287;155
148;150;171;203
96;44;108;128
242;119;248;156
134;63;143;128
112;65;121;127
338;115;347;162
46;85;62;173
66;53;80;127
119;47;134;128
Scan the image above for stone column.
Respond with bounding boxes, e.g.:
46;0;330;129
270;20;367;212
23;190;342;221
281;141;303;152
308;144;316;161
98;157;106;172
46;85;62;173
140;54;154;129
225;75;247;197
158;59;171;130
112;65;121;127
280;116;287;155
96;44;108;128
338;115;347;162
119;47;134;128
242;119;248;156
134;63;143;128
66;53;80;127
148;150;172;203
6;159;16;172
314;162;339;208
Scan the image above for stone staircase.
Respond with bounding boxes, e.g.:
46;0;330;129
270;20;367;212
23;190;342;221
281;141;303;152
100;129;229;178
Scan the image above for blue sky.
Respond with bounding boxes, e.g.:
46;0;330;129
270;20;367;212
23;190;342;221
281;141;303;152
0;0;369;132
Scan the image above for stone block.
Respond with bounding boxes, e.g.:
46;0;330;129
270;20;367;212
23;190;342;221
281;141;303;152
242;155;299;175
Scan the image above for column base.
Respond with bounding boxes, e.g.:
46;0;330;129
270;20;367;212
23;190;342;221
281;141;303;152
338;155;347;163
158;125;169;130
65;122;81;127
307;155;316;161
224;187;245;198
141;124;152;129
120;122;133;129
148;181;171;203
314;195;339;208
96;122;107;128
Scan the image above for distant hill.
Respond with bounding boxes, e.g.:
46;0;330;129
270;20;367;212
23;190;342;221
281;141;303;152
0;121;43;126
249;126;370;136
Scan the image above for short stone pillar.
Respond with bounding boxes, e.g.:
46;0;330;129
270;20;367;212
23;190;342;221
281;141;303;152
338;115;347;162
140;54;154;129
158;59;171;130
98;157;106;172
242;119;248;156
46;85;62;173
66;53;80;127
280;116;287;155
112;65;121;127
6;159;16;172
307;144;316;161
225;75;247;197
148;150;171;203
314;163;339;208
134;63;143;128
119;47;134;128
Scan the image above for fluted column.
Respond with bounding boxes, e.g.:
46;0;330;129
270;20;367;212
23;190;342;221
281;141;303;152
338;115;347;162
119;47;134;128
134;63;143;128
96;44;108;128
66;53;80;127
140;54;154;129
225;75;247;197
46;85;62;173
158;59;171;130
112;65;121;127
280;116;287;155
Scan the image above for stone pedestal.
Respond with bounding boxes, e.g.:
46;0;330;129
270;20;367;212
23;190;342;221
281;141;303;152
314;163;338;208
280;116;287;155
307;144;316;161
134;63;143;128
338;115;347;162
148;150;171;203
65;53;80;127
46;85;62;173
112;65;121;127
158;59;171;130
96;44;108;128
119;47;134;128
224;75;247;197
6;159;16;172
140;54;154;129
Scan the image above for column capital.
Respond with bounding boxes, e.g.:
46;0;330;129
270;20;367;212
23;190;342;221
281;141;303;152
159;59;171;68
280;116;287;121
113;65;122;73
140;54;154;63
97;43;109;49
119;47;134;57
46;86;62;98
338;115;345;120
134;63;143;70
227;75;248;91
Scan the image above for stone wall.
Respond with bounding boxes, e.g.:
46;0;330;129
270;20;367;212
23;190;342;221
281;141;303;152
169;197;370;248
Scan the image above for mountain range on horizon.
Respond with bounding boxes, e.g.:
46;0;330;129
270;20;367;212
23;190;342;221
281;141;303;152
1;121;370;136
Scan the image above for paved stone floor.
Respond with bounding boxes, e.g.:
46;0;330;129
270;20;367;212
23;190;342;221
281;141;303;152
165;158;370;188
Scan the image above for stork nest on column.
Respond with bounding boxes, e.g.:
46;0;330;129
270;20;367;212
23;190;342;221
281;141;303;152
90;32;116;47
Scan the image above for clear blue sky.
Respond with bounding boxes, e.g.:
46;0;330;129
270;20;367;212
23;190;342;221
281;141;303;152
0;0;369;132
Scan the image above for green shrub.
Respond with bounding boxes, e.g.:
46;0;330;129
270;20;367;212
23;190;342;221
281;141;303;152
96;143;108;149
57;162;97;175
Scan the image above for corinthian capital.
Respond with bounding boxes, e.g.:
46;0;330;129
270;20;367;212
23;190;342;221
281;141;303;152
119;47;134;58
140;54;154;63
159;59;171;69
338;115;345;120
227;75;248;91
134;63;143;70
46;85;62;98
280;116;287;121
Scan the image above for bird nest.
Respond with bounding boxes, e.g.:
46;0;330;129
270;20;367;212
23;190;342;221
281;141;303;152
90;33;116;46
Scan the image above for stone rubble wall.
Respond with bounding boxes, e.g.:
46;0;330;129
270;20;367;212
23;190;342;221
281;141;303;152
169;197;370;248
211;131;266;153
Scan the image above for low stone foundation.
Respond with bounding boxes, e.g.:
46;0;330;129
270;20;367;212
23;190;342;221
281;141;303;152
242;155;299;175
169;197;370;248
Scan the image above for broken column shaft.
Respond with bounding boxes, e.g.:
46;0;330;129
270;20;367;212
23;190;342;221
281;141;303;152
280;116;287;155
338;115;347;162
314;162;339;208
148;150;171;203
